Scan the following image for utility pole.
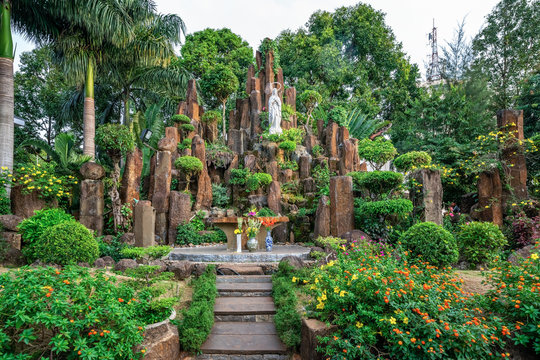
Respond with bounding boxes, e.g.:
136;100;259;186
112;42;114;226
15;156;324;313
426;19;441;83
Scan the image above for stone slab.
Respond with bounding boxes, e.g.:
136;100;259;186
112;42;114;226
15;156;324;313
168;244;310;263
217;275;272;283
201;334;287;355
211;322;277;335
214;297;276;315
217;282;273;293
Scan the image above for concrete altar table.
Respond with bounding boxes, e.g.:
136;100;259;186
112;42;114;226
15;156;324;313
211;216;289;251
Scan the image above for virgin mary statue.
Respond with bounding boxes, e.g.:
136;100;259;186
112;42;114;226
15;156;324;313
268;87;282;135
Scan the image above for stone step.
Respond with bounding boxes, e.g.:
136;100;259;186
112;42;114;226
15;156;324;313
200;334;287;355
214;297;276;316
217;275;272;283
218;265;265;275
217;282;273;297
211;322;277;335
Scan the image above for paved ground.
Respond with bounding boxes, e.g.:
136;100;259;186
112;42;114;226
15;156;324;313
169;244;310;262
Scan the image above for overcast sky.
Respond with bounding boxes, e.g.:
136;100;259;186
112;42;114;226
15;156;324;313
12;0;500;79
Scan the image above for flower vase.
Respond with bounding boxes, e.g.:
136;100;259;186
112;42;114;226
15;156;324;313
265;230;273;252
236;234;242;253
247;237;258;252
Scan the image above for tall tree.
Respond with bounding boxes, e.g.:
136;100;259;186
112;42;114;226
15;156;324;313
440;18;473;82
472;0;540;110
180;28;254;93
0;1;14;175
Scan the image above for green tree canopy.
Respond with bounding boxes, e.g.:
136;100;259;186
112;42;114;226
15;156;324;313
180;28;254;92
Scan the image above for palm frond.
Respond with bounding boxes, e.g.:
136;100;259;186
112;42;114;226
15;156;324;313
344;108;389;140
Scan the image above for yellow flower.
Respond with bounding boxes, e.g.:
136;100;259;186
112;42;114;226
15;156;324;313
316;302;325;310
334;286;340;294
389;317;396;325
292;277;297;283
402;317;409;324
356;322;363;328
531;253;539;260
339;290;346;297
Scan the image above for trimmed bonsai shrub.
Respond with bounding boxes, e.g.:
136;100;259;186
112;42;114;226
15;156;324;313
457;221;507;266
400;222;458;267
212;183;229;208
394;151;432;172
175;156;203;191
206;142;235;168
95;123;135;232
229;166;250;186
349;171;403;199
201;110;221;124
33;222;99;265
245;172;273;193
279;140;297;161
357;137;397;170
180;123;195;133
18;208;75;262
177;138;192;151
329;106;347;126
299;89;322;130
171;114;191;124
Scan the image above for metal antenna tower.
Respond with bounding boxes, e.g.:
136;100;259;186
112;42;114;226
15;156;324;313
427;19;441;82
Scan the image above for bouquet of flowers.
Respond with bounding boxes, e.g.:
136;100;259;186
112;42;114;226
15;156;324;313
234;217;243;235
260;217;277;231
246;217;262;238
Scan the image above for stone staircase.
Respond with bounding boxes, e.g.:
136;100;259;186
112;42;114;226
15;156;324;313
198;273;288;360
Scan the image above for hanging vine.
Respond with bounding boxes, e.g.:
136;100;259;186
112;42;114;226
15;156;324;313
258;38;280;75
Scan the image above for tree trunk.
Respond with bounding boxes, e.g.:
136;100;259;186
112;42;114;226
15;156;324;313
0;3;14;195
222;99;227;141
83;59;95;159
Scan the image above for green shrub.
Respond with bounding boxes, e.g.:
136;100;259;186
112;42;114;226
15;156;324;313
357;137;397;170
281;128;305;144
329;106;347;126
178;266;217;353
171;114;191;124
97;235;131;262
120;245;171;260
201;110;220;124
457;222;507;265
245;172;273;192
18;208;75;262
212;183;229;208
175;156;203;191
355;198;413;220
180;123;195;133
32;222;98;265
176;222;203;245
201;229;227;244
315;236;346;251
229;166;250;186
312;144;323;157
95;123;135;157
272;262;302;349
0;266;170;358
393;151;432;172
349;171;403;198
177;138;192;151
299;90;322;112
279;140;297;153
257;207;277;217
206;142;235;168
400;222;458;267
0;186;10;215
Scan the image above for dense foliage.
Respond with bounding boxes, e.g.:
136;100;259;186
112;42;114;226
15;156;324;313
400;222;459;267
357;138;397;170
273;261;302;348
457;221;507;266
393;151;432;173
349;171;403;199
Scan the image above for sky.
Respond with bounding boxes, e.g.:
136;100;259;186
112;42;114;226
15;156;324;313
12;0;500;79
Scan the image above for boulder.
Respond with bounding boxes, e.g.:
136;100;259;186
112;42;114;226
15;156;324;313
158;137;176;152
302;177;316;193
329;176;354;237
194;170;212;210
266;160;279;182
1;248;24;266
10;186;49;218
298;155;311;180
272;223;289;243
168;261;194;280
114;259;138;272
244;154;257;172
314;195;330;238
191;135;206;168
119;232;135;246
148;259;168;273
280;256;305;270
292;145;310;163
508;245;535;265
0;214;23;232
80;162;105;180
339;230;371;245
301;319;338;360
93;258;106;268
1;232;21;250
248;195;268;209
101;256;115;267
192;263;208;277
263;142;279;162
77;262;90;267
136;320;179;360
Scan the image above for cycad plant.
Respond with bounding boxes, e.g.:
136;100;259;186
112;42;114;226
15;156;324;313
343;107;390;140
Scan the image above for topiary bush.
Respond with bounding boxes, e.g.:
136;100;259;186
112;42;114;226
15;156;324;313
400;222;458;267
95;123;135;159
180;123;195;133
245;172;272;192
33;222;99;265
349;171;403;199
329;106;348;126
171;114;191;124
18;208;75;262
393;151;432;172
201;110;220;124
177;138;192;151
279;140;297;152
357;137;397;170
457;221;507;266
174;156;203;191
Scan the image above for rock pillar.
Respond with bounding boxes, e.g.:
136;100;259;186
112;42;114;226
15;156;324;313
314;195;330;238
411;169;443;225
134;200;155;247
79;162;105;235
151;151;172;242
477;170;503;227
329;176;354;236
120;148;143;209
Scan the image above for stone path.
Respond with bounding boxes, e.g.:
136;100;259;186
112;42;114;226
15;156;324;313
198;271;288;360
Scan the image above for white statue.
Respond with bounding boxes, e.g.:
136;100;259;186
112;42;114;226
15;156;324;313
268;87;282;135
